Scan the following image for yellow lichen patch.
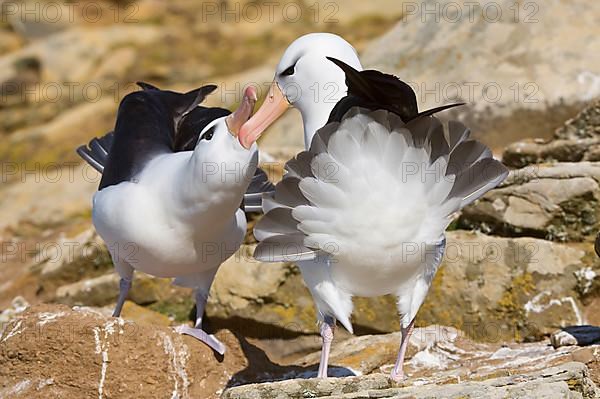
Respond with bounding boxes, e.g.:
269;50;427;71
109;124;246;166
417;266;462;329
494;272;536;341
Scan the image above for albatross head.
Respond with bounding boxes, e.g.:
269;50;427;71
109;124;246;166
189;86;259;193
238;33;362;149
194;85;258;153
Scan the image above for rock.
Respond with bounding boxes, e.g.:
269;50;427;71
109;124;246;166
556;100;600;141
0;30;23;54
0;162;99;232
36;228;112;295
418;230;595;341
55;272;173;307
503;100;600;168
458;162;600;241
362;0;600;150
0;100;116;231
0;296;29;335
222;362;599;399
0;25;162;84
91;47;138;81
296;326;458;377
223;374;393;399
293;325;593;384
118;301;173;327
572;346;600;365
0;304;249;399
503;137;600;169
2;306;598;398
0;25;161;135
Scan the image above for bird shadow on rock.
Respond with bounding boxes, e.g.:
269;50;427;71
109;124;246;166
207;315;309;340
207;314;387;339
224;333;357;389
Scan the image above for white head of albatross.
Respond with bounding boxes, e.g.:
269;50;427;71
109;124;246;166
239;32;362;149
240;33;508;381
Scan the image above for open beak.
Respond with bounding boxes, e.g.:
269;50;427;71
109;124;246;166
226;86;258;138
238;81;290;149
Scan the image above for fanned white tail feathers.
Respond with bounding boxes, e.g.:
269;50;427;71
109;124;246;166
254;107;508;264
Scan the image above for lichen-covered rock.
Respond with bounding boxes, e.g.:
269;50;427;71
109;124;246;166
556;99;600;141
503;137;600;169
503;100;600;168
54;272;173;307
223;374;393;399
419;231;596;341
458;162;600;241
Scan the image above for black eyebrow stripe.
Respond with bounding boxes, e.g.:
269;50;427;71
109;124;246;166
201;126;216;140
280;59;299;76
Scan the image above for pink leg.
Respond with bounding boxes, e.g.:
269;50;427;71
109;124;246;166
390;319;415;382
176;289;226;355
317;316;335;378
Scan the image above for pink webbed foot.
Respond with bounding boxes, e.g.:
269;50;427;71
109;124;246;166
175;324;226;355
390;368;405;383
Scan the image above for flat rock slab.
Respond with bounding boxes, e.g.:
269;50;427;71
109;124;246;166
222;362;599;399
458;162;600;241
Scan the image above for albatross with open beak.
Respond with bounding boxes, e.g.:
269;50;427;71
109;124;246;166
77;83;272;355
238;33;508;380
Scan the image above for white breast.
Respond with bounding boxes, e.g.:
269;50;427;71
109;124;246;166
92;153;247;278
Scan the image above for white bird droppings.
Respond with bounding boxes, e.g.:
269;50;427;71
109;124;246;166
160;332;190;399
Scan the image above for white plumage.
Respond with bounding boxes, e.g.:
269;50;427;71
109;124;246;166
239;33;508;380
78;85;264;355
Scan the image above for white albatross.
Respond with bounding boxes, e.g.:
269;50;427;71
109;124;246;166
77;83;273;354
237;33;508;380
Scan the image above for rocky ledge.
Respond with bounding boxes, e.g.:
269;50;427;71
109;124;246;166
2;306;599;399
222;363;599;399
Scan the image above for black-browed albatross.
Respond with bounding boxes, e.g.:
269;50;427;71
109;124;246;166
238;33;508;380
77;83;273;354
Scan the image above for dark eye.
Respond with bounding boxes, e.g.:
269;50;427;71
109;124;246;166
200;127;215;141
281;64;295;76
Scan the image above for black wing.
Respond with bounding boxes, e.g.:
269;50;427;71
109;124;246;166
76;131;115;173
76;82;218;189
242;167;276;213
326;57;464;123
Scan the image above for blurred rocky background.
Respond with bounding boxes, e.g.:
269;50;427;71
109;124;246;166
1;0;599;398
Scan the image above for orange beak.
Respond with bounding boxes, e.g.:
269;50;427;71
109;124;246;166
238;81;290;149
226;86;257;137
